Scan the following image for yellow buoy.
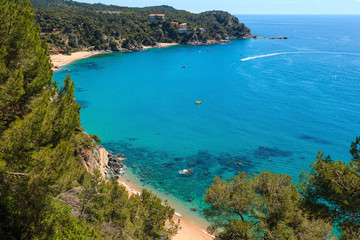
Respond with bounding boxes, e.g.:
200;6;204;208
195;101;201;104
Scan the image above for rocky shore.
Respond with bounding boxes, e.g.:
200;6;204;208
79;145;126;180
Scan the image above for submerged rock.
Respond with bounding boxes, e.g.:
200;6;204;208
203;170;211;176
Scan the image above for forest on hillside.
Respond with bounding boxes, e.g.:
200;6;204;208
0;1;178;239
1;1;359;239
30;0;252;53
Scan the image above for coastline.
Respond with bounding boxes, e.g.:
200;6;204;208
117;177;214;240
51;50;107;71
56;42;222;239
50;43;180;71
50;39;244;71
143;42;180;49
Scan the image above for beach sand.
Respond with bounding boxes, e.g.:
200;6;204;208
143;42;179;49
50;51;105;70
118;179;214;240
50;44;179;70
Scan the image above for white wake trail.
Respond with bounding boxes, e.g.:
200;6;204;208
240;52;288;61
240;51;360;62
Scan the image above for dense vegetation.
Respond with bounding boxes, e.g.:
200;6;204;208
2;1;358;240
30;0;252;53
204;139;360;239
0;0;178;239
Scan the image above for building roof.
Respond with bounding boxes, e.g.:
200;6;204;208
149;14;165;16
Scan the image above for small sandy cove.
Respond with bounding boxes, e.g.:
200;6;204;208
118;180;214;240
51;51;105;70
50;43;179;70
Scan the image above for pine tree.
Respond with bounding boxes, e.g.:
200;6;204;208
0;1;85;237
0;0;52;133
204;171;334;239
300;138;360;239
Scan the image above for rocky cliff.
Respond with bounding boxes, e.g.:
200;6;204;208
79;145;126;180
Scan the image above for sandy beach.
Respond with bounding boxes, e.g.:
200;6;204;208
118;179;214;240
50;43;179;70
143;42;180;49
50;51;106;70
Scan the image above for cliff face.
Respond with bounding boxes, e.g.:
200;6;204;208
79;145;126;180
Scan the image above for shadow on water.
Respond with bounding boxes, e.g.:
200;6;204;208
77;61;103;71
75;87;87;93
76;100;89;108
298;134;333;145
254;146;293;160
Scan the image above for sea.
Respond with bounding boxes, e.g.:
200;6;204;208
53;15;360;224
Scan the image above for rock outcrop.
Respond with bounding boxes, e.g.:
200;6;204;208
269;36;288;39
79;145;126;179
105;153;126;179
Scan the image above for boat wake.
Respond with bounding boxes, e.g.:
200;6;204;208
240;51;360;62
240;52;287;61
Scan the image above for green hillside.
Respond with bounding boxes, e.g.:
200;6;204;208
30;0;252;53
0;1;178;239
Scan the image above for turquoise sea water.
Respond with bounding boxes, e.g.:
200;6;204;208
54;15;360;221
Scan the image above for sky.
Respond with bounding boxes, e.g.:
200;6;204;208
76;0;360;14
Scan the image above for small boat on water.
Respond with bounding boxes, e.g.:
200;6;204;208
195;101;201;104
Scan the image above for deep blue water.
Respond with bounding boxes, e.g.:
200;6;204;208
54;15;360;220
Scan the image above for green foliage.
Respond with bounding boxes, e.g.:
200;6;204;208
204;171;334;239
299;138;360;238
29;0;251;52
0;1;179;239
0;0;52;132
38;201;101;240
78;171;179;239
206;138;360;239
91;134;102;143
